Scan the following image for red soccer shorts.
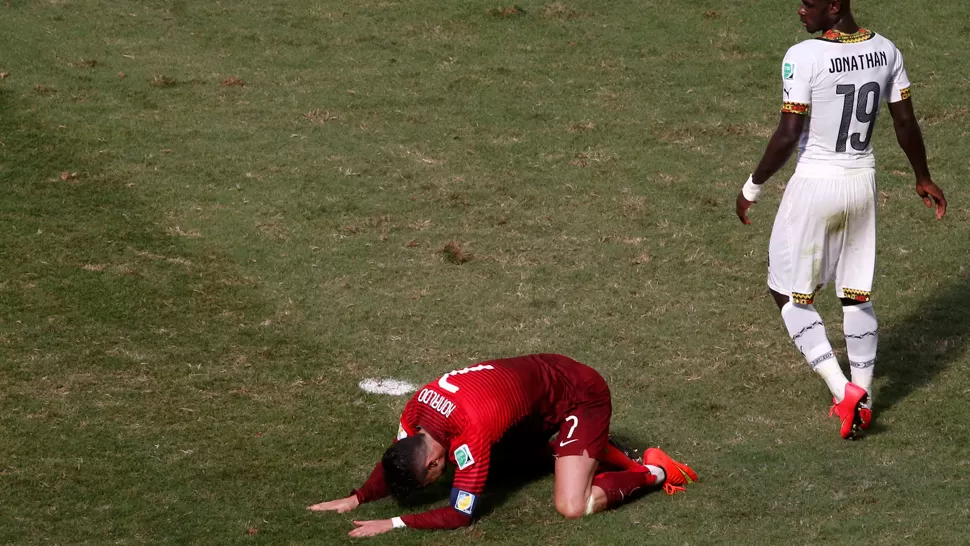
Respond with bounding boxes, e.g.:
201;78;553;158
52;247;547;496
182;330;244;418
549;360;612;459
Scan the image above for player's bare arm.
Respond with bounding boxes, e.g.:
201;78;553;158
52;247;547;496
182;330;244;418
308;456;392;516
307;495;359;513
736;113;807;224
887;98;947;219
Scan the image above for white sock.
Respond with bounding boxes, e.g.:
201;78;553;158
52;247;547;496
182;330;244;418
813;357;849;402
843;302;877;403
646;464;665;483
781;302;848;401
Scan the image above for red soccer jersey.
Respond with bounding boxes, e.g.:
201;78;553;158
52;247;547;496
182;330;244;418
354;354;609;529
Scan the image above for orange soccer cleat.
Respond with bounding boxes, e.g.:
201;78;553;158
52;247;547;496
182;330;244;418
643;447;698;495
858;404;873;431
829;382;870;439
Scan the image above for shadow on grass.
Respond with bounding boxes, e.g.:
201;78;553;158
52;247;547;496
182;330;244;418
398;423;557;518
476;429;650;518
476;444;556;519
871;272;970;424
414;428;649;520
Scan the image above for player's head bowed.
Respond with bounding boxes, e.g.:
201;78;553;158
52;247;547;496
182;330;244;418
382;433;447;503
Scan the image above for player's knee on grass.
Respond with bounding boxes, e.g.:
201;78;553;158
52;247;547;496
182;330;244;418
554;495;589;519
553;450;600;519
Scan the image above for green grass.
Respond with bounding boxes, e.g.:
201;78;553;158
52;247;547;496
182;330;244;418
2;0;969;543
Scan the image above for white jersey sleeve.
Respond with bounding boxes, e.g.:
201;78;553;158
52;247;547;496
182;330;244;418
886;46;912;103
781;46;813;114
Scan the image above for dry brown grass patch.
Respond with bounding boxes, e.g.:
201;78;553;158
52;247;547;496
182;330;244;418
165;226;201;238
305;110;338;124
490;5;525;17
922;108;970;125
569;148;615;167
69;59;98;68
408;220;433;231
568;121;595;133
441;241;472;264
150;75;178;88
542;3;578;19
622;195;648;217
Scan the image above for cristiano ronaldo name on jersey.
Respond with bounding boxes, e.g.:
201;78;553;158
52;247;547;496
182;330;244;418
416;388;457;419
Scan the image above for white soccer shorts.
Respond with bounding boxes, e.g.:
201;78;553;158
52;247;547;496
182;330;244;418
767;164;877;305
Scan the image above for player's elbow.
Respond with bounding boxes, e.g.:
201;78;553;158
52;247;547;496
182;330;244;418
555;498;587;520
893;116;920;136
446;512;474;529
773;130;800;150
773;113;805;149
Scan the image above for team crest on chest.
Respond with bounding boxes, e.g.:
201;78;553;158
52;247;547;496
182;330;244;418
454;444;475;470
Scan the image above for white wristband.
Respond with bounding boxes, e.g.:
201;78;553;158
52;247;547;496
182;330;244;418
741;175;763;202
391;516;406;529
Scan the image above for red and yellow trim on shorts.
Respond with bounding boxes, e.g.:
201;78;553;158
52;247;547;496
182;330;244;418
900;87;911;100
842;288;872;302
791;284;823;305
782;102;810;115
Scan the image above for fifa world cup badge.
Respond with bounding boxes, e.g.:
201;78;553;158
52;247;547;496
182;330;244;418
454;444;475;470
783;62;796;80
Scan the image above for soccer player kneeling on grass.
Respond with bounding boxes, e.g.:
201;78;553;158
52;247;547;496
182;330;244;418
308;353;697;537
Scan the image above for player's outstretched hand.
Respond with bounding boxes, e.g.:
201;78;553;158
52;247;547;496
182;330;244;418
307;495;360;513
736;192;754;225
350;519;394;537
915;179;947;220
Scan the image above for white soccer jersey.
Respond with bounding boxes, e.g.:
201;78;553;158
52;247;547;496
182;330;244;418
781;29;911;168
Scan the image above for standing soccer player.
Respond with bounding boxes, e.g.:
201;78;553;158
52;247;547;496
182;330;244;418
307;354;697;537
735;0;947;439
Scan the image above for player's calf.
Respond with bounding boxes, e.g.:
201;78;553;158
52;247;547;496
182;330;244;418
843;300;878;428
781;302;850;401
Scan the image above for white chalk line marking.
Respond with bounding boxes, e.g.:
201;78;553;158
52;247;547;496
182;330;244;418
358;378;418;396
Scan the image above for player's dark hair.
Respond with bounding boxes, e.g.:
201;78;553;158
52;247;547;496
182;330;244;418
381;435;430;503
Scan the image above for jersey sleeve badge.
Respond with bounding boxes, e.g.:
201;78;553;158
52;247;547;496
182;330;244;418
454;444;475;470
783;62;796;80
451;488;479;516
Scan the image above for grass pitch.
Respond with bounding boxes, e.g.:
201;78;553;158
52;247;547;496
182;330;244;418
2;0;969;544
